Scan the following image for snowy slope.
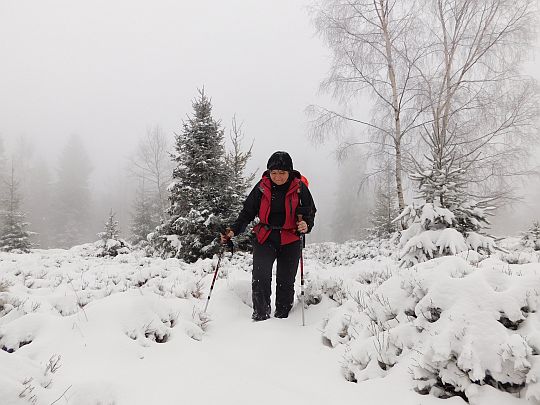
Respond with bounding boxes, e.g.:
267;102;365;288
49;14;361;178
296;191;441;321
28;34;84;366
0;241;539;405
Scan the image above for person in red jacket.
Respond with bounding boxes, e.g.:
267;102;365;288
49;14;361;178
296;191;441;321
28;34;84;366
221;151;316;321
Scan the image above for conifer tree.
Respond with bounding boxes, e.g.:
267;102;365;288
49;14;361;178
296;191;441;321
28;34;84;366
370;185;399;238
0;162;34;253
398;145;495;266
98;209;120;242
51;135;93;248
521;220;540;251
369;162;399;238
152;89;235;262
130;179;160;246
96;209;129;257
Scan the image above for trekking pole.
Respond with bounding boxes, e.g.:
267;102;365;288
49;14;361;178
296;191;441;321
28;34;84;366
203;237;233;313
298;215;306;326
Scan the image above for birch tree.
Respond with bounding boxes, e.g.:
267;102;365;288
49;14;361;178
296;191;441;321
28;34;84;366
414;0;538;204
129;125;173;218
308;0;425;213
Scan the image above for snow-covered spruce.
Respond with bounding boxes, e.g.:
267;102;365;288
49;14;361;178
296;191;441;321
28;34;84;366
151;90;238;262
398;158;496;267
397;202;495;267
0;163;35;253
94;210;130;257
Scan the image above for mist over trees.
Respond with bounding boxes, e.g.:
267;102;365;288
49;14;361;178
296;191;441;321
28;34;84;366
0;0;538;252
309;0;539;229
50;135;94;248
0;87;256;256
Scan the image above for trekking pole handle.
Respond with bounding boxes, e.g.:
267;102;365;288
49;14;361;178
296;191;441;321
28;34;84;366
297;214;306;248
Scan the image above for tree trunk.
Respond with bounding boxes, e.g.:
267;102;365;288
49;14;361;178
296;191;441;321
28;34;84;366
379;0;406;215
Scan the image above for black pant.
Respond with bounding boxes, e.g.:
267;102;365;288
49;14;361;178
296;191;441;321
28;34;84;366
252;238;302;317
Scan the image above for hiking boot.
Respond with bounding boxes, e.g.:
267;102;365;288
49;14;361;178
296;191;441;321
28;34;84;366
252;312;270;322
274;309;289;319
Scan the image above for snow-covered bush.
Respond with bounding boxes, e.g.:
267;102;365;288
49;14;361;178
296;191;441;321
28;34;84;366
409;258;540;401
0;280;9;315
94;238;131;257
319;252;540;403
303;276;346;307
495;236;540;264
305;237;399;266
521;220;540;251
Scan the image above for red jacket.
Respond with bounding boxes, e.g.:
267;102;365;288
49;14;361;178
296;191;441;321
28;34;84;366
229;170;316;245
253;176;301;245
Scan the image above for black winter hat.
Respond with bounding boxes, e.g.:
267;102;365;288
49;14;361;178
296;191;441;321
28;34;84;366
267;151;293;172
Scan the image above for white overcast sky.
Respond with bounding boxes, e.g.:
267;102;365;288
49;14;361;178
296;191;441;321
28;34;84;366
1;0;539;238
0;0;336;178
0;0;343;240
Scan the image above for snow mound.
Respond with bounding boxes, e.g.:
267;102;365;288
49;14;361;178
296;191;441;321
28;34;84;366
318;253;540;403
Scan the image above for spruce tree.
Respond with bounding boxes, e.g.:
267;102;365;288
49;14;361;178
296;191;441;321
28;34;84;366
370;184;399;238
51;135;93;248
521;220;540;251
369;162;399;238
153;89;235;262
130;180;160;246
98;209;120;241
0;163;34;253
398;146;495;266
96;209;129;257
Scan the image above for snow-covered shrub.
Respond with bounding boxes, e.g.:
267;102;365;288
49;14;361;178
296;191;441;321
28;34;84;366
0;280;9;315
501;250;540;265
305;237;399;266
521;220;540;251
495;236;540;264
319;252;540;403
407;258;540;402
303;277;346;307
95;238;131;257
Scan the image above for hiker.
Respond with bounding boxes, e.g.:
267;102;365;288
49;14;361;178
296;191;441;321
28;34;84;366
221;151;316;321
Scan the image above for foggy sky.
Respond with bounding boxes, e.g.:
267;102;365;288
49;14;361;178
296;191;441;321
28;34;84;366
1;0;539;241
0;0;339;241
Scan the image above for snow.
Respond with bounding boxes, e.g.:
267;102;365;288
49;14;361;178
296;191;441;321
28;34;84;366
1;240;540;404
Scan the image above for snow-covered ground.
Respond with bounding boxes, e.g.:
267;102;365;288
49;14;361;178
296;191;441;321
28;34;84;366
1;239;539;405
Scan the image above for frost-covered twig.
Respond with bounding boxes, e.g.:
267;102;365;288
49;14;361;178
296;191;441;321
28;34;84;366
50;385;72;405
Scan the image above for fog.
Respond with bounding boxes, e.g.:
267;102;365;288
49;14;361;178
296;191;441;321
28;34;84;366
0;0;539;247
0;0;341;244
